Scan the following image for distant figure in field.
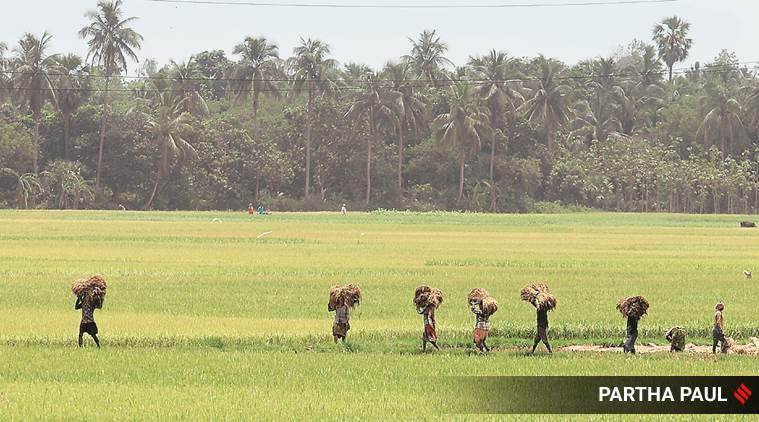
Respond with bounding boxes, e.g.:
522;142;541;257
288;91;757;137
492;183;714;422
118;204;126;211
247;203;255;215
328;284;362;343
665;326;686;352
744;270;752;279
740;221;756;228
712;302;727;354
71;275;108;348
414;286;443;352
616;296;649;355
341;204;347;215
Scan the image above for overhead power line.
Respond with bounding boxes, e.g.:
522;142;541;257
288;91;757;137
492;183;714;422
3;64;754;94
146;0;679;9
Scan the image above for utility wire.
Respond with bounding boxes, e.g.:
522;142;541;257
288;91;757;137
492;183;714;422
146;0;679;9
3;64;754;94
2;61;756;85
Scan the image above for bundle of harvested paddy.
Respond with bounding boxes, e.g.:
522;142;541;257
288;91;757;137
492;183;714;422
616;296;649;319
722;337;735;353
467;288;489;304
71;274;107;302
328;284;363;311
480;296;498;317
520;284;556;311
414;285;443;309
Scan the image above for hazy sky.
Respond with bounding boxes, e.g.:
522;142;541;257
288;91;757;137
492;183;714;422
1;0;756;72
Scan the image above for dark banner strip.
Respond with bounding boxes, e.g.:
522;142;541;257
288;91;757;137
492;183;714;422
446;376;757;414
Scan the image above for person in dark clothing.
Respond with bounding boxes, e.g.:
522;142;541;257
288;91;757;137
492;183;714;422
75;294;102;348
712;302;726;354
530;302;552;354
623;316;639;354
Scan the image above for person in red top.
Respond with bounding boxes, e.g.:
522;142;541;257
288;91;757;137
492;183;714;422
247;203;255;215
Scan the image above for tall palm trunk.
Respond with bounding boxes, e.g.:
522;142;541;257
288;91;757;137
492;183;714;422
304;86;313;199
252;90;260;140
457;152;465;204
366;110;374;205
32;112;41;173
145;173;161;210
489;113;497;181
95;76;111;194
63;112;72;160
397;122;405;192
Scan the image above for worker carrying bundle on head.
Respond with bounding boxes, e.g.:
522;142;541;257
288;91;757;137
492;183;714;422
72;275;107;348
468;288;497;353
328;284;362;343
414;285;443;352
520;284;557;354
617;296;649;354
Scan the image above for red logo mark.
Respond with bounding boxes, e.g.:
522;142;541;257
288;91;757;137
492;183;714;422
733;384;752;405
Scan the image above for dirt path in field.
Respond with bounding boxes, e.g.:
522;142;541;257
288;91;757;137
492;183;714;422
562;338;759;356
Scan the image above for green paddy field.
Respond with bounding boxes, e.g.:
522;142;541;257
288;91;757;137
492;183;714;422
0;211;757;420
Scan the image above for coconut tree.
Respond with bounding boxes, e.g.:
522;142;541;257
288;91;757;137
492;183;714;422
468;50;523;180
169;58;208;116
52;54;90;160
79;0;143;193
0;42;10;102
403;30;453;83
652;16;692;82
345;70;401;205
518;56;571;153
1;168;42;208
431;83;492;203
289;38;339;198
697;85;747;156
382;62;428;191
230;37;281;138
143;93;198;209
12;32;58;172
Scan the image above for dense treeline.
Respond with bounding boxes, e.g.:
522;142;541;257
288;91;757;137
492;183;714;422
1;1;759;213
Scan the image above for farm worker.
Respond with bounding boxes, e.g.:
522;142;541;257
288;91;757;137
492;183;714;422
332;302;351;343
341;204;347;215
712;302;726;354
75;291;103;348
247;203;255;214
257;205;265;215
418;303;440;352
665;326;686;352
530;300;552;354
470;301;490;353
623;314;639;354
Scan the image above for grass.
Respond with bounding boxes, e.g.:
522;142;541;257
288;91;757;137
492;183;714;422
0;210;757;420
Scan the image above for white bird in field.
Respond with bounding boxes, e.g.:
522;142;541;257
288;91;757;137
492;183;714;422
744;270;752;279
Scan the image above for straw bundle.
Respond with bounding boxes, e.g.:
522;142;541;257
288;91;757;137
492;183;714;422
467;288;489;304
414;285;443;309
520;284;556;311
328;284;362;310
71;274;107;302
723;337;735;353
616;296;649;319
481;296;499;317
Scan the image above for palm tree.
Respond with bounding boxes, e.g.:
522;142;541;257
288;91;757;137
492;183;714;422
12;32;58;172
568;93;621;142
1;168;42;208
79;0;143;193
403;30;453;83
345;70;400;205
0;42;10;102
383;61;428;191
230;37;281;138
697;85;747;156
468;50;523;180
144;93;198;209
518;56;571;153
431;83;492;203
52;54;90;160
652;16;692;82
169;59;208;116
289;38;339;199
